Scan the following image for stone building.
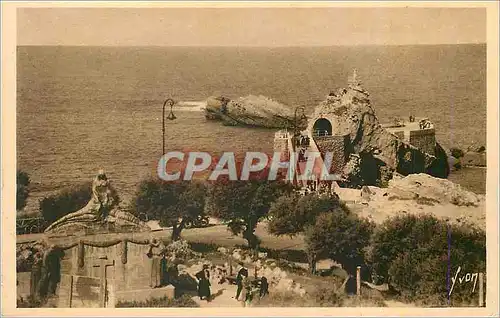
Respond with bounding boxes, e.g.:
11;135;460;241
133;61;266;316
383;118;436;156
273;70;449;188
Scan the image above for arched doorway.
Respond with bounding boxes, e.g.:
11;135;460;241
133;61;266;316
312;118;332;136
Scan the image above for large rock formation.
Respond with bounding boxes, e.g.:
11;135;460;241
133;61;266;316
309;71;449;184
338;173;485;229
205;95;307;129
44;170;150;234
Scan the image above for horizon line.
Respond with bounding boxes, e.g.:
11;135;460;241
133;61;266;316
17;42;487;48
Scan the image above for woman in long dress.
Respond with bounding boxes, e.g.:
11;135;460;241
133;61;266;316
196;265;211;301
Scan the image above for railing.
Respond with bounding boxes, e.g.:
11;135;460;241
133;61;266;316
16;217;47;235
313;130;332;137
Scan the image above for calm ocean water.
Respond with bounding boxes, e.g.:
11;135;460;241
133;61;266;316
17;45;486;200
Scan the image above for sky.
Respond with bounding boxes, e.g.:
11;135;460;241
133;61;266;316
17;7;486;46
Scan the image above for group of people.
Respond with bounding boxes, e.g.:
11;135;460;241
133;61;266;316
295;135;310;147
234;263;269;306
195;261;269;306
295;134;311;163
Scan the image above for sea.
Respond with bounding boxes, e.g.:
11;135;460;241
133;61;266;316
16;44;487;207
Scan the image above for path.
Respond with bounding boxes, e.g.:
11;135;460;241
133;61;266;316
192;281;243;308
383;300;416;307
17;222;306;251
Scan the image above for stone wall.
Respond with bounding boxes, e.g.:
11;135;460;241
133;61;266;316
409;128;436;155
60;240;154;292
273;131;290;162
313;134;350;174
17;272;31;300
57;274;104;308
17;236;175;307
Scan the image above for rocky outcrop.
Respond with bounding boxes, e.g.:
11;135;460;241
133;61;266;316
205;95;307;129
338;173;485;229
310;72;449;184
387;173;482;207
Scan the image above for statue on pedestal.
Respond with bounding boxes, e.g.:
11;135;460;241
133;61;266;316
44;169;149;234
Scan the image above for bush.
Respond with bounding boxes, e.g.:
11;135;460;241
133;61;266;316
305;210;374;276
39;182;95;223
476;145;486;153
116;295;199;307
17;296;50;308
165;240;198;261
268;192;345;237
133;179;206;241
368;214;485;306
17;170;30;211
450;147;465;159
256;286;385;307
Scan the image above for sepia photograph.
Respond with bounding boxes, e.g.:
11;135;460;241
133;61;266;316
2;1;499;316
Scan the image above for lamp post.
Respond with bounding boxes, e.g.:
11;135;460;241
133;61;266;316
162;98;176;155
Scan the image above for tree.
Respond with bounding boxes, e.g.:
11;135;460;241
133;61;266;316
268;192;344;235
207;179;294;251
133;179;206;241
367;214;486;305
268;192;354;273
17;170;30;211
305;210;374;276
40;182;94;223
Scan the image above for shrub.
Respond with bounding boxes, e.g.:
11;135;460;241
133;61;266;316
17;170;30;211
165;240;198;260
476;146;486;153
256;286;385;307
116;295;199;307
189;242;219;254
450;147;465;159
39;182;94;224
17;296;49;308
133;179;206;241
256;291;317;307
268;193;349;273
305;210;375;276
268;192;344;237
368;214;486;306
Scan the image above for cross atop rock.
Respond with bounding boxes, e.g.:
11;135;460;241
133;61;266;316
348;69;361;88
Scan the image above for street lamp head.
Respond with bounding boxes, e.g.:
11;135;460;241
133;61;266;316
164;98;177;121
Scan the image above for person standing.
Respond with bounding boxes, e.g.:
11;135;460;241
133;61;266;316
160;253;169;286
259;276;269;299
196;264;211;301
148;239;164;288
239;275;250;307
235;262;248;300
